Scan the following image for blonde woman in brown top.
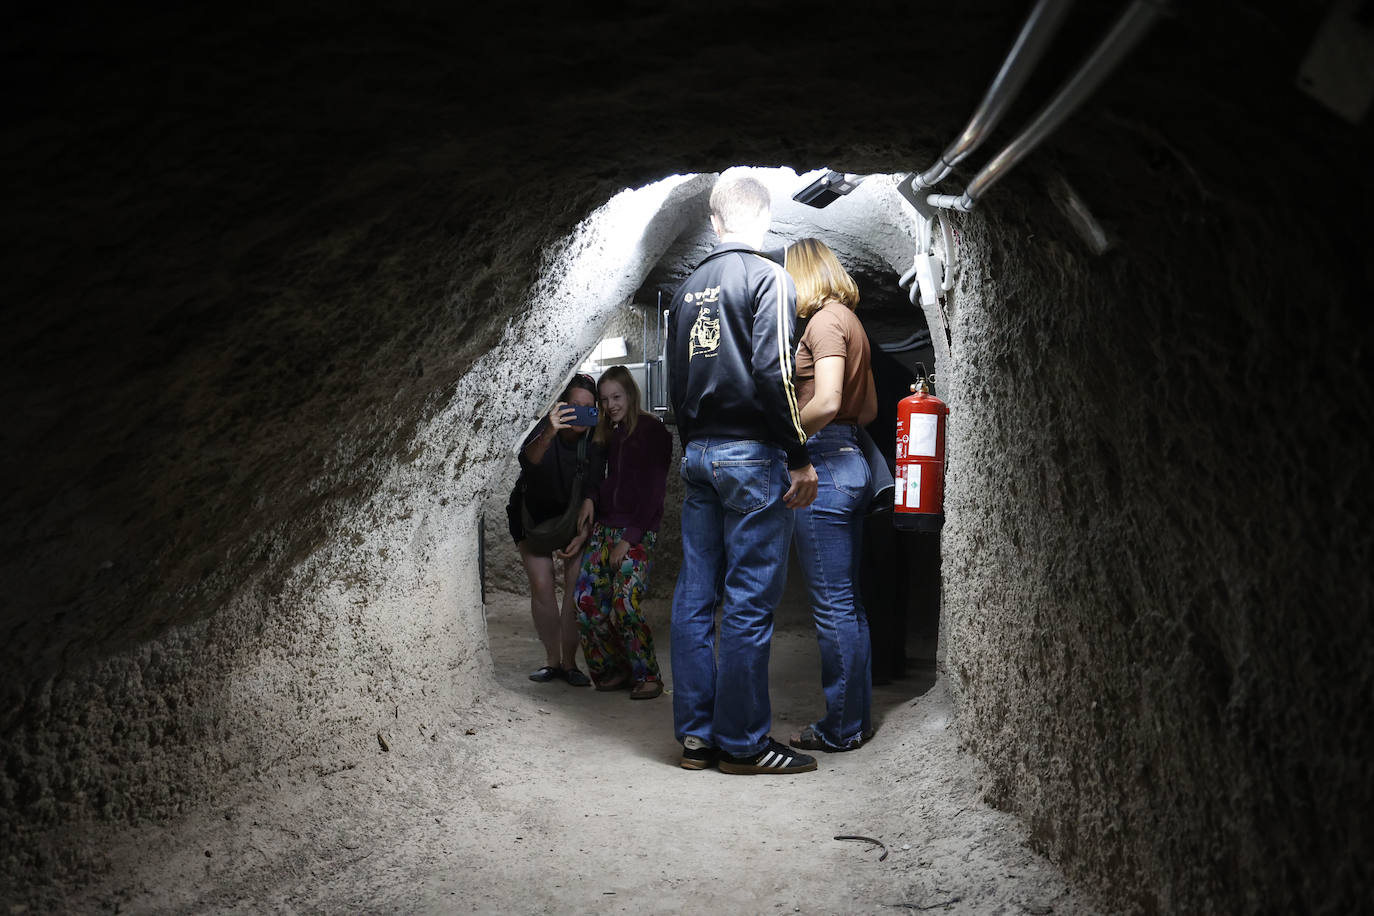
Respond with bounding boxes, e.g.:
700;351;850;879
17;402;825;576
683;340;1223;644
785;237;878;752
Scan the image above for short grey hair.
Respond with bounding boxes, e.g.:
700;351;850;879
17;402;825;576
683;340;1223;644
709;171;771;235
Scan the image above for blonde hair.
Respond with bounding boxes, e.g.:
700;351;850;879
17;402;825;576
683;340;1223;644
786;237;860;319
593;365;643;446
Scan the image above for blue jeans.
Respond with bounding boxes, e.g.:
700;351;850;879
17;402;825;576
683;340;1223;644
671;438;795;758
792;425;872;749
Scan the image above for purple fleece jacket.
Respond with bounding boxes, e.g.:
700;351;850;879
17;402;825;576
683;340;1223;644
591;413;673;546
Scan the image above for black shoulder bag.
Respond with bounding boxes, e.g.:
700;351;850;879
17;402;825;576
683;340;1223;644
520;432;589;554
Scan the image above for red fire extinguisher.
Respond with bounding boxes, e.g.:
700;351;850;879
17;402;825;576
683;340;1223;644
894;375;949;532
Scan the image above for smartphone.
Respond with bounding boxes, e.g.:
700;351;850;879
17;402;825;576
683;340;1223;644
566;404;599;426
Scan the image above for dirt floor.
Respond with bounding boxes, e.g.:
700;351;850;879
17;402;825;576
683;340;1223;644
55;589;1103;915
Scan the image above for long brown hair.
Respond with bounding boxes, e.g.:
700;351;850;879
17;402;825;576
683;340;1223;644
786;237;860;319
593;365;643;446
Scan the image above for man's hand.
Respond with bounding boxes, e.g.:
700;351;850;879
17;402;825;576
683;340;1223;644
783;463;819;509
577;498;595;532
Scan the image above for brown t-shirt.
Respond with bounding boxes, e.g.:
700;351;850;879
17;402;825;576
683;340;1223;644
795;301;873;427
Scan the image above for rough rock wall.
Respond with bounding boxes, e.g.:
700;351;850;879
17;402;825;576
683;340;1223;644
1;161;713;881
938;73;1373;916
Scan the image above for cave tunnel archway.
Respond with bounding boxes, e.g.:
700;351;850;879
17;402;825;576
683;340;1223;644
478;167;947;681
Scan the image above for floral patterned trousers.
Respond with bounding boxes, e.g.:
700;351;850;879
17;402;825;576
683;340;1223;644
574;524;661;685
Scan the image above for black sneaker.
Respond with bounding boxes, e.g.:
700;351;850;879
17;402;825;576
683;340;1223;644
718;738;817;775
680;736;718;770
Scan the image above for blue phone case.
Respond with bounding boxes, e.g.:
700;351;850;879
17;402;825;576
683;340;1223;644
568;404;599;425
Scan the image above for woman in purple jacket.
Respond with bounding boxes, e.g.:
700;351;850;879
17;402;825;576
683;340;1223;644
570;365;674;699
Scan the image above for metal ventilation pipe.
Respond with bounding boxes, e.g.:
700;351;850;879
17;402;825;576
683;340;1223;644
938;0;1168;211
910;0;1077;193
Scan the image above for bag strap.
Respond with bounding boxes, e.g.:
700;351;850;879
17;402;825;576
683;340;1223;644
521;427;591;498
568;431;590;494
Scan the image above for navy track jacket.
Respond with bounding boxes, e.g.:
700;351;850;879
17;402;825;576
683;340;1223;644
666;242;810;469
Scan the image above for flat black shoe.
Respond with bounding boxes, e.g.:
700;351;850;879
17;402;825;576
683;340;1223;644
563;668;591;687
529;665;564;682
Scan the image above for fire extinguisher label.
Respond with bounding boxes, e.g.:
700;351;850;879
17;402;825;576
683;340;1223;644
906;465;922;507
911;414;939;457
894;470;904;506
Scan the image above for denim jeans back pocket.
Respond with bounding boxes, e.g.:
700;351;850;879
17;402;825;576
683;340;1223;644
818;446;869;501
711;459;773;514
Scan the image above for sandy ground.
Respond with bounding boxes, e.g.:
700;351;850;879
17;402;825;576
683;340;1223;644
53;589;1104;915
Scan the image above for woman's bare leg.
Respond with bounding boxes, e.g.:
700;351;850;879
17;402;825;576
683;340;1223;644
559;551;585;670
519;541;560;668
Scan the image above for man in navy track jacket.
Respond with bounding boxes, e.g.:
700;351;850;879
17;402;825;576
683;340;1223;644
666;170;820;775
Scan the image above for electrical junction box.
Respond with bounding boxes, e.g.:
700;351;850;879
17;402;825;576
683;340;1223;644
913;252;941;307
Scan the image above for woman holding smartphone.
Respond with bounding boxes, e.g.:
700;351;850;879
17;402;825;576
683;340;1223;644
507;373;604;686
573;365;674;699
785;238;879;751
